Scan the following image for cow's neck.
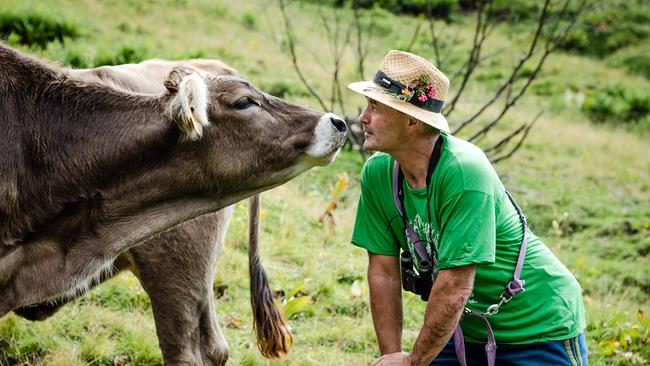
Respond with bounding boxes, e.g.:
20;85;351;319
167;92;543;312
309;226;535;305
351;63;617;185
8;77;188;244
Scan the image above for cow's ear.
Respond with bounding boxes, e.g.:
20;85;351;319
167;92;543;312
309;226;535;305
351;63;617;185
167;68;210;140
164;66;194;93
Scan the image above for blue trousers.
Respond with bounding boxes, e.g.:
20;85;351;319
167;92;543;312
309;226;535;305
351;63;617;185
429;333;588;366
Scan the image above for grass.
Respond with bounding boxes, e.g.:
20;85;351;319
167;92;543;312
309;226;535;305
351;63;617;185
1;0;649;365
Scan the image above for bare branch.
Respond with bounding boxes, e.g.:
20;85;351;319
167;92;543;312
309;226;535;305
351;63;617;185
334;26;354;116
452;0;552;134
352;2;374;80
444;0;491;117
405;21;423;53
278;0;328;111
466;0;589;142
425;0;442;66
440;25;463;68
483;123;527;154
489;111;541;164
467;47;551;142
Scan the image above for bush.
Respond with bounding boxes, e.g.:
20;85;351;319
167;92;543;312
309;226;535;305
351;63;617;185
556;1;650;56
299;0;458;20
0;10;80;49
241;10;256;30
607;45;650;80
582;85;650;129
94;46;146;67
260;80;309;98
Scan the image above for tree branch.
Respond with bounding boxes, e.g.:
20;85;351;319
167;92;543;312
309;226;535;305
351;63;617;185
444;0;491;117
405;20;423;53
467;47;551;142
489;111;541;164
452;0;552;135
426;0;442;66
278;0;328;111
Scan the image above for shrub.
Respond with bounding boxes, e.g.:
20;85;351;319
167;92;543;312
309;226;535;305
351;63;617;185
556;0;650;56
62;47;91;68
582;85;650;129
241;10;256;30
607;45;650;80
299;0;458;20
0;10;80;49
94;46;146;67
260;80;309;98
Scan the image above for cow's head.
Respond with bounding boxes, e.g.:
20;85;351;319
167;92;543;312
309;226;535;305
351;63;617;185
163;67;347;194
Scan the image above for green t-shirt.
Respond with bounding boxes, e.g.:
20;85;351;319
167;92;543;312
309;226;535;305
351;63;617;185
351;133;586;344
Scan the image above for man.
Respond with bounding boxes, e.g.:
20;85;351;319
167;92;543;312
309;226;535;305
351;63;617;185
348;50;587;366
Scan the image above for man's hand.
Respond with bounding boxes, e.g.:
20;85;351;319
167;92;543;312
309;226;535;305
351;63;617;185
371;351;411;366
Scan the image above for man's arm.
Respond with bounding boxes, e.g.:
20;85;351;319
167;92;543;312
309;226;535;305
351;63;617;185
408;264;476;366
367;252;403;354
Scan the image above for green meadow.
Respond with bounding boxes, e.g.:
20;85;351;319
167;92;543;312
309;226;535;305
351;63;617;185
0;0;648;365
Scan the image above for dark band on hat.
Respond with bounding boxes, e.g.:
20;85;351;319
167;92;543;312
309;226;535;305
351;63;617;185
373;70;444;113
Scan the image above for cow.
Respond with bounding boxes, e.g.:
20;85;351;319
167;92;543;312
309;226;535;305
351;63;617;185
12;58;272;365
0;43;346;365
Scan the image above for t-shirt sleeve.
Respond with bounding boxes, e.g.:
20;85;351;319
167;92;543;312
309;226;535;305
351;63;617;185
350;163;400;256
437;190;497;269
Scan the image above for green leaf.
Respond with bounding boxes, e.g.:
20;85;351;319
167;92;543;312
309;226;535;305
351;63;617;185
283;296;311;318
286;282;306;300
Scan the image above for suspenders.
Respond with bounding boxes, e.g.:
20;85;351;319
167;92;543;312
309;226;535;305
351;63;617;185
391;138;529;366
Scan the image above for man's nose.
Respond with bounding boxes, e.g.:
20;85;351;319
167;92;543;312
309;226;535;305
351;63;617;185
359;108;370;124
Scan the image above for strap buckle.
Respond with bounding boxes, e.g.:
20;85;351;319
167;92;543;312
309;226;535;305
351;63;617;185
485;293;512;316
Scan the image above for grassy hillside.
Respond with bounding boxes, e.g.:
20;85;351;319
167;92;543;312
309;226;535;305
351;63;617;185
1;0;648;365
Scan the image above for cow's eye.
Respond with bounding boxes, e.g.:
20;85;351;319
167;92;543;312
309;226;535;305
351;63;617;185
232;96;260;110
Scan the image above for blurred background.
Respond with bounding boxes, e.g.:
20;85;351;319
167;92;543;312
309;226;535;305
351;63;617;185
1;0;648;365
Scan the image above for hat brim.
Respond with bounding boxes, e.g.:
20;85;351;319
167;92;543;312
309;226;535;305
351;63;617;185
348;81;450;133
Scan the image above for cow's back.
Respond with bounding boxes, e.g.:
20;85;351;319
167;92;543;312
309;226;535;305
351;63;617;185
68;59;238;94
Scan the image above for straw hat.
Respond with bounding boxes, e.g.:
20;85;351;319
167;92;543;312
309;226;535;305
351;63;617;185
348;50;450;133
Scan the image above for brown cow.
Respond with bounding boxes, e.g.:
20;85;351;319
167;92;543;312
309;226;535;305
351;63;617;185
0;44;346;364
12;58;260;365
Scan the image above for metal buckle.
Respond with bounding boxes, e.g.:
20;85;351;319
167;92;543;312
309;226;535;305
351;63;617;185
485;293;512;316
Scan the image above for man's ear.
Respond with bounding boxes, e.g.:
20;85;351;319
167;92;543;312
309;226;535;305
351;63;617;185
166;67;210;140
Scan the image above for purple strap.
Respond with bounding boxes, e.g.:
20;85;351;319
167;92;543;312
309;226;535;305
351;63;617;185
502;190;528;299
392;162;431;263
453;311;497;366
452;326;467;366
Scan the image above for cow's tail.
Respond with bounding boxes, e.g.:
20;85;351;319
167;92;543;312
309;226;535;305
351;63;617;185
248;194;293;358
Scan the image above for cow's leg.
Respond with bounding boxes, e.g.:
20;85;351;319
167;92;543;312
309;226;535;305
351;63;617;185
129;207;233;366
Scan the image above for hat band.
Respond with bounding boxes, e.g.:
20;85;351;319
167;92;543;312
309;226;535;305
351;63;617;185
373;70;444;113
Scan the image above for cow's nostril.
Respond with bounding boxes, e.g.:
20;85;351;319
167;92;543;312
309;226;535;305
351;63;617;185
330;117;347;133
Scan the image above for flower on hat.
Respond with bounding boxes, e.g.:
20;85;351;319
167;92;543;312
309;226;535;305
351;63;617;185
389;74;437;104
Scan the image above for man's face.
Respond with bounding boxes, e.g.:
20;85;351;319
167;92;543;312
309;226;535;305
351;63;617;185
358;98;409;152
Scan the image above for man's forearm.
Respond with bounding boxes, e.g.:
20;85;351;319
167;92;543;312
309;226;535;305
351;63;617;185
367;254;403;355
408;266;475;366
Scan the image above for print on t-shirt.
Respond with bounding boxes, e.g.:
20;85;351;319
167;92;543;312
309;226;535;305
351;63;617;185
406;213;439;277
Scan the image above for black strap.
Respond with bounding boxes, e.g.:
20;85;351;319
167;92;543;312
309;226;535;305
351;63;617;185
393;136;443;265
